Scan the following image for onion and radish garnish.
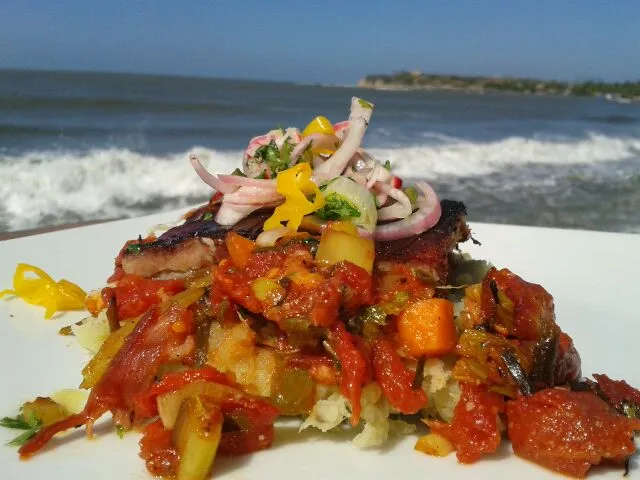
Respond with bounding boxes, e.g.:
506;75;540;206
190;97;442;240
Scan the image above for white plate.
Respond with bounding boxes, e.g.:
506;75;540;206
1;209;638;479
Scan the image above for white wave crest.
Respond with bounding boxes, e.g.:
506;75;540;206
1;132;639;231
370;132;640;178
0;147;240;231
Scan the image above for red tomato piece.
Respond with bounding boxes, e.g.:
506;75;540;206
219;424;275;455
115;274;185;319
329;261;374;311
330;322;368;425
593;373;640;411
507;388;640;477
428;383;505;464
138;419;179;478
371;337;427;415
133;366;235;418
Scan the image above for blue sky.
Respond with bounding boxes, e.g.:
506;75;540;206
1;0;638;83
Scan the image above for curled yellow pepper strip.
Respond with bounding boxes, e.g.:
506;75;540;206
0;263;87;319
263;163;325;232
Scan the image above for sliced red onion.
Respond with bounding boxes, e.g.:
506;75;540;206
255;226;290;247
375;182;412;220
374;182;441;241
313;97;374;182
218;174;277;189
190;154;239;194
312;156;324;169
348;171;368;187
290;133;340;164
215;199;281;226
334;120;350;140
289;135;316;164
222;186;283;205
216;203;262;225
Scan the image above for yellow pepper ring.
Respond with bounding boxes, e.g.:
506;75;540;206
0;263;87;319
263;163;326;232
302;115;335;137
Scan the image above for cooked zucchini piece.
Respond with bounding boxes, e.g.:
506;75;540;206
171;394;223;480
158;382;237;430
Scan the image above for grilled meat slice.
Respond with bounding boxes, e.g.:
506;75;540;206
119;206;271;278
121;237;217;278
375;200;470;284
118;200;469;281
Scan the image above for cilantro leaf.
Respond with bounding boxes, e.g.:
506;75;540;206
116;425;126;439
383;160;392;171
254;140;291;175
0;416;32;429
126;243;142;255
1;413;42;447
316;193;361;221
230;168;246;177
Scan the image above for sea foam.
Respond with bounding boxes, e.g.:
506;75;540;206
1;133;639;232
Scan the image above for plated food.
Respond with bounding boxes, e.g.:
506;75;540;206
2;98;639;480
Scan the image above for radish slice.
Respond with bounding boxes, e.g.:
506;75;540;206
313;97;374;182
190;154;238;194
374;182;441;241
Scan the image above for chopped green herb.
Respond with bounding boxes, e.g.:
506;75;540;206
254;140;290;175
383;160;392;171
126;243;142;255
357;98;374;109
360;305;387;326
0;415;33;430
403;186;419;204
202;212;214;221
116;425;126;439
347;305;387;339
231;168;246;177
1;413;42;447
316;193;360;221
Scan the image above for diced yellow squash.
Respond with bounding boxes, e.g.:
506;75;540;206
251;278;285;307
21;397;69;426
414;432;454;457
172;395;223;480
315;228;374;273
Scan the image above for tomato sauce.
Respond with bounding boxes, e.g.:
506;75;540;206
507;388;640;477
428;384;505;464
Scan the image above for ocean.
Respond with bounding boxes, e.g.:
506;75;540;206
1;69;639;234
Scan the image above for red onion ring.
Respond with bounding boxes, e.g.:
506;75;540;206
218;175;277;189
375;182;412;220
222;186;283;205
313;98;373;182
374;182;441;241
215;199;281;226
190;154;238;194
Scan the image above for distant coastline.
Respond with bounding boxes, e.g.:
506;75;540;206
358;71;640;102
